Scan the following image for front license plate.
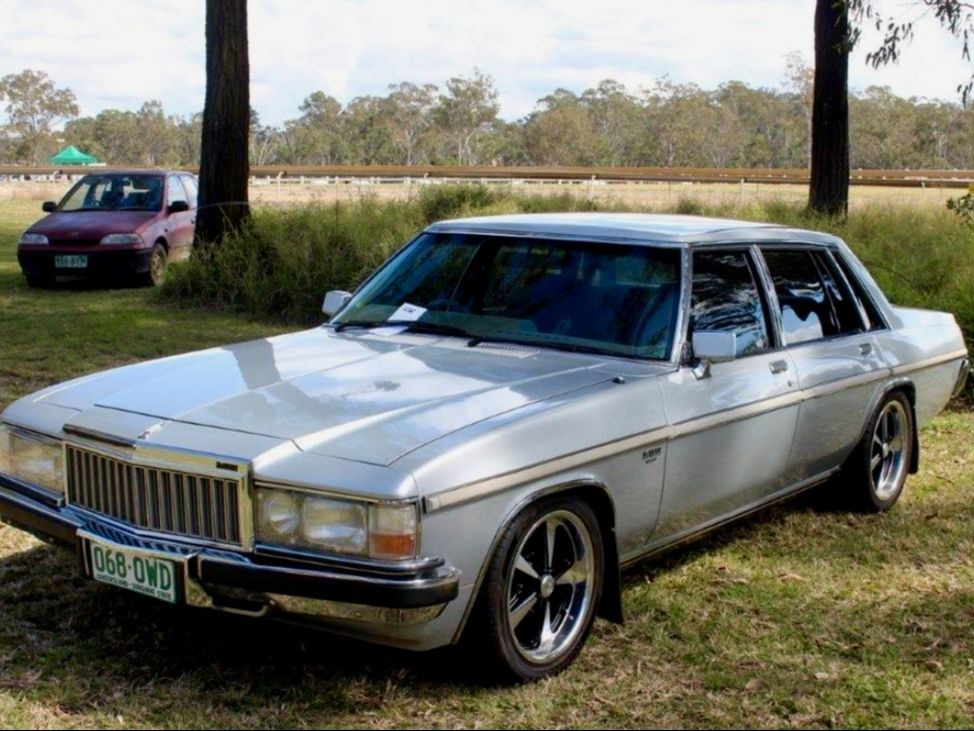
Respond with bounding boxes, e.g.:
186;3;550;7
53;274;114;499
88;541;180;604
54;254;87;269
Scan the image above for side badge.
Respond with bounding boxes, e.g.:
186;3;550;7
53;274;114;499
642;447;662;465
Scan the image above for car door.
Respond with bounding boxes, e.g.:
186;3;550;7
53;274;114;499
165;175;194;258
757;246;888;481
654;247;800;540
179;174;199;253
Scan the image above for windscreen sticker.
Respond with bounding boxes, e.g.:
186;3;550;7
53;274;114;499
388;303;427;322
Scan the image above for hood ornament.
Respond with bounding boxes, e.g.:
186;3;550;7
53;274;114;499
137;424;163;440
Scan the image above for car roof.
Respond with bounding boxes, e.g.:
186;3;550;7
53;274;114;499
78;169;195;177
426;212;844;247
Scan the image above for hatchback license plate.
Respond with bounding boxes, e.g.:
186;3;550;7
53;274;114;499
54;254;87;269
88;541;180;604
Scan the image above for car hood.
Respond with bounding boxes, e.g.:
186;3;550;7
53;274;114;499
37;328;618;466
29;210;158;238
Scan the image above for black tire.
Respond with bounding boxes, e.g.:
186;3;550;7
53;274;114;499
25;272;55;288
469;495;604;683
831;391;914;513
144;243;168;287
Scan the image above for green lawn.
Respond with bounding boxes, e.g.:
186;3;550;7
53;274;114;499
0;200;288;407
0;199;972;729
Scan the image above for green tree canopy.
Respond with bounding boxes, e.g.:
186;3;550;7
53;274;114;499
0;69;79;164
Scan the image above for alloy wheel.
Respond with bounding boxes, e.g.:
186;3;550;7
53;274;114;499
505;510;595;665
870;400;909;501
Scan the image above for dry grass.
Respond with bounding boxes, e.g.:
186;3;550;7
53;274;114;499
0;197;972;729
0;178;962;210
249;179;964;210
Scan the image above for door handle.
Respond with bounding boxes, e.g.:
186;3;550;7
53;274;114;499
859;342;873;356
770;360;789;374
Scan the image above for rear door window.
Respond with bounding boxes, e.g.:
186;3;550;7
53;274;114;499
762;249;866;345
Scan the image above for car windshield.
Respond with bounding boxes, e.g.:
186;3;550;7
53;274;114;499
58;174;164;212
332;232;683;360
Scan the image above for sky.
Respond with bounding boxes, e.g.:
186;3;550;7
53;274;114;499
0;0;970;126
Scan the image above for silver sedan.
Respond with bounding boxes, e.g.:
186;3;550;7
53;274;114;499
0;213;968;681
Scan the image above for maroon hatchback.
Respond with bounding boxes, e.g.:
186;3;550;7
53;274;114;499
17;170;198;287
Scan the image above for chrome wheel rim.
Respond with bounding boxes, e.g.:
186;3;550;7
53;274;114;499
871;400;908;501
506;510;594;665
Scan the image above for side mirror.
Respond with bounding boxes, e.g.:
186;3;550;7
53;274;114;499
322;290;352;317
691;331;736;379
168;200;190;214
692;331;737;363
42;201;57;213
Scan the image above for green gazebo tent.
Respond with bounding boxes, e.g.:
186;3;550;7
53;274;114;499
49;145;98;166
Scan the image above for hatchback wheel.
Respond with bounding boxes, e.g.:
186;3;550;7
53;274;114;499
145;243;168;287
472;496;604;682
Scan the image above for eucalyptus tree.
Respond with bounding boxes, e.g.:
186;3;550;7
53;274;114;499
809;0;974;215
433;69;500;165
384;82;439;165
0;69;78;164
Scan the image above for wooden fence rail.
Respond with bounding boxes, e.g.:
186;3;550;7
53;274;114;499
2;165;973;189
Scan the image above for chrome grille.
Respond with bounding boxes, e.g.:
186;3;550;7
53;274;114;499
65;445;242;545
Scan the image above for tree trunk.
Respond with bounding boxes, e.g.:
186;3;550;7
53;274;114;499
808;0;850;216
197;0;250;245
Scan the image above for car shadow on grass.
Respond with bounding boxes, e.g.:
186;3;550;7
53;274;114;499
30;275;148;292
0;538;481;712
0;496;820;696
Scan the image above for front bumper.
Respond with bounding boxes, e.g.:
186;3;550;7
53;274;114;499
18;247;154;279
0;478;460;626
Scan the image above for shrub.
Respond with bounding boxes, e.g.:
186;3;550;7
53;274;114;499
947;192;974;224
161;199;421;323
674;197;706;216
415;184;499;223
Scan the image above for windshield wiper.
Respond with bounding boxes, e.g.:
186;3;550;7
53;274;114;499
334;320;474;338
468;334;618;358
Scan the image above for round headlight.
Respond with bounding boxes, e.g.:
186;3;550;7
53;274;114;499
258;490;301;538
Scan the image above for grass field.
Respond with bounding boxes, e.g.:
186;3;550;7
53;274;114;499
0;198;972;729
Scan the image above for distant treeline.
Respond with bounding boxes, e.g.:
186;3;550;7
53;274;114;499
5;59;974;170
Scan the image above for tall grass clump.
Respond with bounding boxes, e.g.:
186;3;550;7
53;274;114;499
161;198;423;323
162;185;974;347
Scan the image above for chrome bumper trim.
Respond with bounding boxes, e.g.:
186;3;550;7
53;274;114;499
0;482;459;626
953;357;971;398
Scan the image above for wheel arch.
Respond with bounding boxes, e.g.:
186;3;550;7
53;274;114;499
452;478;623;645
897;383;920;474
154;237;169;252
